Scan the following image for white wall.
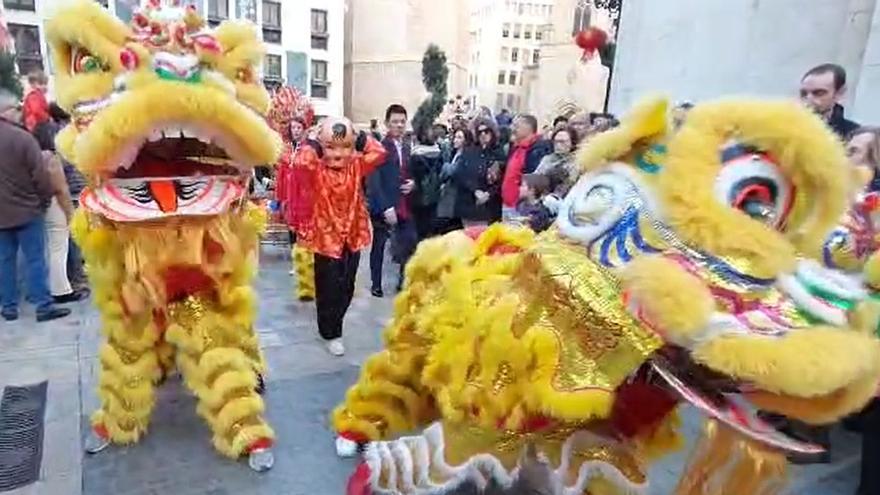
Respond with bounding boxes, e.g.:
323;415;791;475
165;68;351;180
268;0;346;117
609;0;876;117
853;1;880;123
6;0;345;116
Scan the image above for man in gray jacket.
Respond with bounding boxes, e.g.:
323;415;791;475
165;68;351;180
0;90;69;322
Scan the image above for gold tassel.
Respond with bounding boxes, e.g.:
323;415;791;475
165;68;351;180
675;420;788;495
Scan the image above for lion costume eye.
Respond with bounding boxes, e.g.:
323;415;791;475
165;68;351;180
715;144;794;230
71;47;105;74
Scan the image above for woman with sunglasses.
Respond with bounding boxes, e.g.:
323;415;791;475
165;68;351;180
452;120;505;227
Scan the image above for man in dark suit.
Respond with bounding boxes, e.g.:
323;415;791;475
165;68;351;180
366;104;414;297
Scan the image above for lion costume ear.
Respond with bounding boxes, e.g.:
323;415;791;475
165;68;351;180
45;0;130;111
211;21;270;115
576;97;669;173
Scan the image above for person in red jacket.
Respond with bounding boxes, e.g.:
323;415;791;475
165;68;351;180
22;71;50;133
501;114;552;222
267;87;316;301
294;118;387;357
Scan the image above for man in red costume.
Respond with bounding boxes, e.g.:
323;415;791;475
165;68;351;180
294;118;386;356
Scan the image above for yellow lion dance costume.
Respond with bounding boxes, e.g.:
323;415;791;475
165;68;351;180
47;0;281;471
333;98;880;494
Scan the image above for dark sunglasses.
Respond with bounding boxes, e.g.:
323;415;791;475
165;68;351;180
477;128;491;134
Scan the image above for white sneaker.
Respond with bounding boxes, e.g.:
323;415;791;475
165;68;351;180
335;436;359;458
326;338;345;356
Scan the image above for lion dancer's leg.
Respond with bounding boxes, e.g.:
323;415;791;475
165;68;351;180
85;299;164;453
332;347;434;454
294;245;316;301
73;211;165;454
332;231;477;458
165;289;275;472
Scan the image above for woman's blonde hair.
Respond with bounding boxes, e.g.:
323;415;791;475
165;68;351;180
852;126;880;169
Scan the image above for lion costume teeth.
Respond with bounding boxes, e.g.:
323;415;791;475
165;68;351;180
48;0;280;469
333;97;880;495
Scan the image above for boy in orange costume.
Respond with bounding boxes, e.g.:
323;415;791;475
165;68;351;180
295;118;386;356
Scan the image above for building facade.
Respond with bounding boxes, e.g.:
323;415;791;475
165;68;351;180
522;0;615;124
467;0;554;115
608;0;880;124
3;0;344;117
343;0;470;127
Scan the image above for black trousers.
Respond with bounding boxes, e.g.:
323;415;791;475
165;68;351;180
860;399;880;494
314;249;360;341
412;204;437;241
369;216;390;291
370;216;419;291
391;219;418;289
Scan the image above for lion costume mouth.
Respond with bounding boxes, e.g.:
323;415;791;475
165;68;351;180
80;124;248;221
651;343;879;454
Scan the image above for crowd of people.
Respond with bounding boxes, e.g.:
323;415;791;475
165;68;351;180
0;71;88;323
359;103;624;297
3;58;880;491
261;62;880;493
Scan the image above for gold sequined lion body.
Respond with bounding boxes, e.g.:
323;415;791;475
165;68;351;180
333;98;880;495
47;0;281;470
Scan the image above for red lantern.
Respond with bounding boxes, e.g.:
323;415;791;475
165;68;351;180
574;27;608;62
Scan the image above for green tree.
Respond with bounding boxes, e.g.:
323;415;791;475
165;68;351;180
412;44;449;135
0;51;22;98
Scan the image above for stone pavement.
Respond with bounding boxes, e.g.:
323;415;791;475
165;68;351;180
0;244;865;494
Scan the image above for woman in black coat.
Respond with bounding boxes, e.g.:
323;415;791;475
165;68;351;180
453;120;505;226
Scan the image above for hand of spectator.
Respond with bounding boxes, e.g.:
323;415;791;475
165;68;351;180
401;179;415;195
487;163;501;183
475;190;490;205
542;194;562;214
383;207;398;226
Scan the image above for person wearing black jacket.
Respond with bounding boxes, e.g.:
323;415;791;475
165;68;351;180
453;120;505;226
365;104;412;297
409;125;443;240
784;63;861;466
800;63;859;140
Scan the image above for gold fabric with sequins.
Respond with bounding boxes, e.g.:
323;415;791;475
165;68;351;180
516;233;662;395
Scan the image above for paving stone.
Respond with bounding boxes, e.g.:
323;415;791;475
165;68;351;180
0;244;867;494
81;369;361;495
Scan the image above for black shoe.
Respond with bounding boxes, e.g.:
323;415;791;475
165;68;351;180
788;450;831;465
255;373;266;395
1;309;18;321
53;289;89;304
371;287;384;298
36;307;71;322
